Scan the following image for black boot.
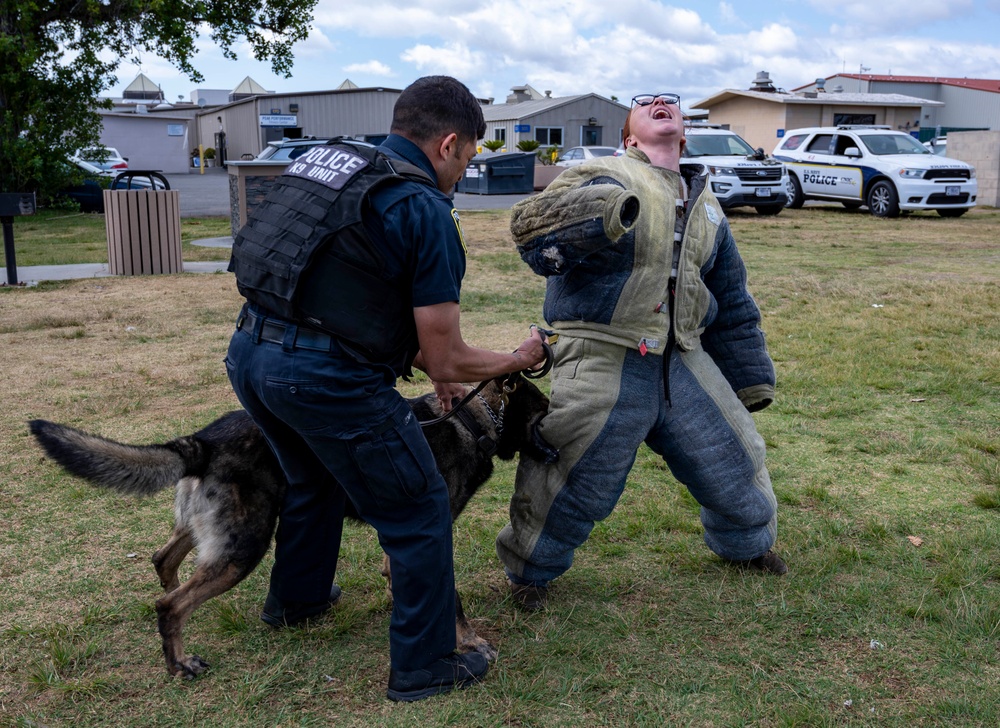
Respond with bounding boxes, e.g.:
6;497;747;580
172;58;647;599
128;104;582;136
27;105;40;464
727;550;788;575
387;652;488;702
260;584;342;628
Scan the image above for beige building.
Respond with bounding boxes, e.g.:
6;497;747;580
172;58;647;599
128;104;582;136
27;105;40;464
691;72;941;153
795;74;1000;141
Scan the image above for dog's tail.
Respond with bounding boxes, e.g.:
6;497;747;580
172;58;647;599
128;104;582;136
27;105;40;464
29;419;199;497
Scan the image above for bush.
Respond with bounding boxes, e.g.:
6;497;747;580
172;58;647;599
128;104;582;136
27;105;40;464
203;147;216;160
482;139;504;152
516;139;540;152
537;145;560;166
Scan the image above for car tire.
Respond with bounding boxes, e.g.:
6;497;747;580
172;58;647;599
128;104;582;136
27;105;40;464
785;174;804;208
867;180;900;218
937;209;967;218
755;204;783;216
841;201;863;210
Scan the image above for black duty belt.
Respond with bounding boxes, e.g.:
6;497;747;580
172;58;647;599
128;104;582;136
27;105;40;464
239;308;335;352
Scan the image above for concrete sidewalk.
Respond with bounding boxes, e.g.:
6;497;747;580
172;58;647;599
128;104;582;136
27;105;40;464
4;170;531;284
3;260;231;286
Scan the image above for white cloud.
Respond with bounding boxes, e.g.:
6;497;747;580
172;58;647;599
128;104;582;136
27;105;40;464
400;42;489;79
717;2;746;28
289;28;337;58
101;0;1000;108
743;23;800;54
343;60;393;76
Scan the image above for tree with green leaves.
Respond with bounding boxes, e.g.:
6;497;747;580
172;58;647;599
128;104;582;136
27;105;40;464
0;0;317;200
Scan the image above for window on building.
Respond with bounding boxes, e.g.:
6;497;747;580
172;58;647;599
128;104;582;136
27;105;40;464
535;127;563;147
494;128;505;142
834;113;877;126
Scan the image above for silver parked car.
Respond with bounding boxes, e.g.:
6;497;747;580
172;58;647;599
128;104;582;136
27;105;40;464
555;146;619;167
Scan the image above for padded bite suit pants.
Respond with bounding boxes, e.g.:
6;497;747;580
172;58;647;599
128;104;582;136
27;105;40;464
497;335;777;586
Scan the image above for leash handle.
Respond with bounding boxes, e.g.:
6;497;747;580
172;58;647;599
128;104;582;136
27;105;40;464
417;379;492;429
417;323;553;428
522;340;553;379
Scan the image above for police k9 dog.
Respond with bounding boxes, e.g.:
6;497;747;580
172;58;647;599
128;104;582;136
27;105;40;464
29;373;553;679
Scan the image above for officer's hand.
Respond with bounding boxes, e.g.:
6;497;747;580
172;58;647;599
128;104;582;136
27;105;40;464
433;380;468;413
513;326;547;372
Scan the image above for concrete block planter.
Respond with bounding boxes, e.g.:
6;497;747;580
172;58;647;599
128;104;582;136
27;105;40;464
533;165;565;190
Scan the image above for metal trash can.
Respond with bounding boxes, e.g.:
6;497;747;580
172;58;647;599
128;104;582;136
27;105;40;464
104;171;182;275
456;152;535;195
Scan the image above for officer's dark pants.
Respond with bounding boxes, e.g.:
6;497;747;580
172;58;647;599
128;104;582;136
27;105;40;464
225;317;457;672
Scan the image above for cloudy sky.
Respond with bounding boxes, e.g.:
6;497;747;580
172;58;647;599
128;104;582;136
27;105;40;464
107;0;1000;110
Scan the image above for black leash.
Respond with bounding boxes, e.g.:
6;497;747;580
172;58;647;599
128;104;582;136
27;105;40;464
417;338;553;430
417;378;496;429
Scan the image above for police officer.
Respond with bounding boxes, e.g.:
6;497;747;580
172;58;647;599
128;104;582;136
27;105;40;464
225;75;545;702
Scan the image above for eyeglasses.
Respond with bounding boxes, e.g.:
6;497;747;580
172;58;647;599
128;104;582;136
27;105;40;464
631;93;681;108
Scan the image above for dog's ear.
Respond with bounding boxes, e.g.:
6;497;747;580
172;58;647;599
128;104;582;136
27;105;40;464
523;420;559;464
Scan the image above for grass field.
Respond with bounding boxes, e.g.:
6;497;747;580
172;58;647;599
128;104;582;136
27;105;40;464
1;205;998;727
4;210;234;267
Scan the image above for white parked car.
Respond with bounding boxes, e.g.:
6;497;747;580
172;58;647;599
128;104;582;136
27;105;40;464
555;146;618;167
773;126;976;218
682;125;788;215
923;137;948;156
73;147;128;172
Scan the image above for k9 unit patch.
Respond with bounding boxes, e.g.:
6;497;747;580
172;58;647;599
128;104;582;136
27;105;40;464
284;147;370;190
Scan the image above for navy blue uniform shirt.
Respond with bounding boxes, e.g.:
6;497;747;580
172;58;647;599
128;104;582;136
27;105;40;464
372;134;467;310
300;134;468;424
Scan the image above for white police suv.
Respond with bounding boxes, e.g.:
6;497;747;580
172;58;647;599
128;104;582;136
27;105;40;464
773;125;976;218
684;125;788;215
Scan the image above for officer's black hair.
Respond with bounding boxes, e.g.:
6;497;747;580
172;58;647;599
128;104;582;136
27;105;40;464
391;76;486;145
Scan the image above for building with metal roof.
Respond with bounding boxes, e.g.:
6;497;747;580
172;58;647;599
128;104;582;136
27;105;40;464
481;84;628;152
691;72;944;151
794;74;1000;141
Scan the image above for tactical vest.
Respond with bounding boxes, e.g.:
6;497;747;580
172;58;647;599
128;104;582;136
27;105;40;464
229;141;434;364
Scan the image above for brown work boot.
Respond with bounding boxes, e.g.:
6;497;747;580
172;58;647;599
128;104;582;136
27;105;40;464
728;550;788;575
509;580;548;611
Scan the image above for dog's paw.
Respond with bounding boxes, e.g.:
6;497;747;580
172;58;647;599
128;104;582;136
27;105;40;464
175;654;210;679
462;637;499;662
526;422;559;464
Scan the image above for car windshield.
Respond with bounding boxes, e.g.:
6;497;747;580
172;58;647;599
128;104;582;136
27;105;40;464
684;134;756;157
860;134;930;155
257;140;331;162
589;148;616;157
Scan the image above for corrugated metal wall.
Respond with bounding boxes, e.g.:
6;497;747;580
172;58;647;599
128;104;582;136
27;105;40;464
936;86;1000;131
100;114;194;174
485;98;628;150
195;89;403;163
849;80;1000;135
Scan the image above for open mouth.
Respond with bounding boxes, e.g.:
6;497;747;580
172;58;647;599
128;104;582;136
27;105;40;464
652;107;673;120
